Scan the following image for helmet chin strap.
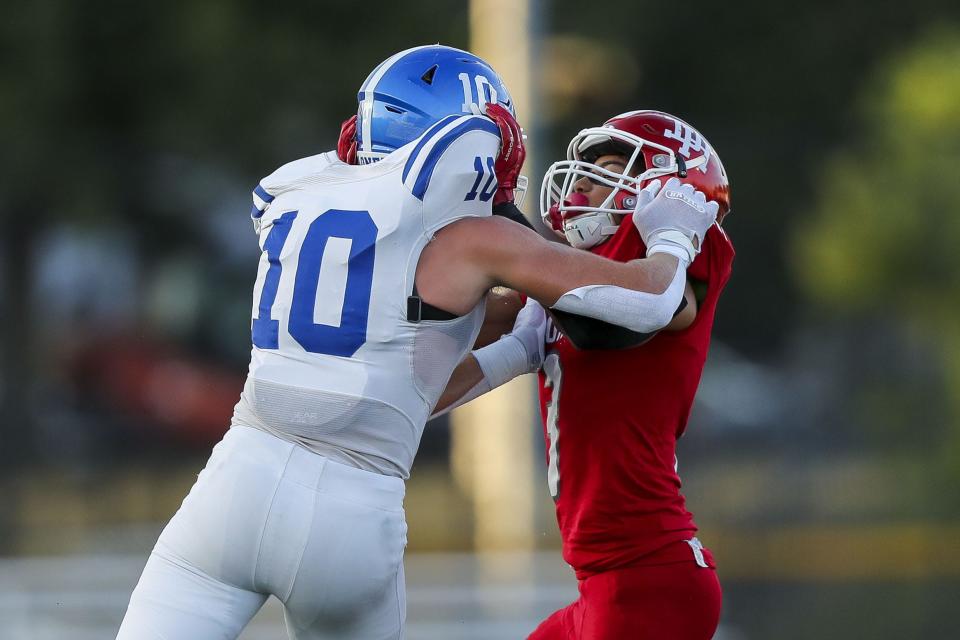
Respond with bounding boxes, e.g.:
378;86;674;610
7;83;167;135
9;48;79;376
563;212;620;249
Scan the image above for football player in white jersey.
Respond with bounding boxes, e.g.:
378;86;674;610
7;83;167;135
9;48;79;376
117;45;720;640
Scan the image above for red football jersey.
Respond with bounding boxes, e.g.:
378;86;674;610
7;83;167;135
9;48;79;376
537;218;734;579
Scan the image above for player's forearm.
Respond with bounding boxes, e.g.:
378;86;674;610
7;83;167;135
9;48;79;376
536;249;683;301
549;255;688;333
492;233;689;333
432;355;488;417
432;308;543;417
469;217;689;334
597;252;685;298
487;222;682;306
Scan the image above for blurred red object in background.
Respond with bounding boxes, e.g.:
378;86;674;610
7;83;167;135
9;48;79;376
69;333;244;447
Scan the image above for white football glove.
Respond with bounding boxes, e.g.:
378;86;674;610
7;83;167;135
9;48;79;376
631;177;718;263
510;297;547;373
472;298;547;388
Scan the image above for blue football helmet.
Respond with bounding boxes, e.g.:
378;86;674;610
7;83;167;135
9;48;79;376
355;45;516;164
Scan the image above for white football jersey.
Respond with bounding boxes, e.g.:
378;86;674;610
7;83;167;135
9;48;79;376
231;114;502;478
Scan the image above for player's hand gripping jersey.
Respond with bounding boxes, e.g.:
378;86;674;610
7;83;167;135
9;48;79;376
233;114;503;479
538;218;734;579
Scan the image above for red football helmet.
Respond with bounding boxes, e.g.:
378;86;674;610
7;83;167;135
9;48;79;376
540;110;731;249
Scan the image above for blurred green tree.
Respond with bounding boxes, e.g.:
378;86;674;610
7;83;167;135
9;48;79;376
793;27;960;483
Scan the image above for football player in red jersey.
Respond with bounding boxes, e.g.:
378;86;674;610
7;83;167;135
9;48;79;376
435;110;734;640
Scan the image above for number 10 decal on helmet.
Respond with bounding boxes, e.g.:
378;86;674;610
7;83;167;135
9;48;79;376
458;72;500;113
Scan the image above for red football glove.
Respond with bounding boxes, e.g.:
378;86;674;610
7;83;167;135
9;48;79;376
337;114;358;165
485;103;526;206
546;204;564;233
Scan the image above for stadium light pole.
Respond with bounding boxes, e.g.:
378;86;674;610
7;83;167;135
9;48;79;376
450;0;541;572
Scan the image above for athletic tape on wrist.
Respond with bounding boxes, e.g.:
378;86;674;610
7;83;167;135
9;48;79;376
472;334;530;389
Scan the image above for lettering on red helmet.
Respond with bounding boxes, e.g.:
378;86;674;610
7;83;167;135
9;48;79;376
664;118;713;168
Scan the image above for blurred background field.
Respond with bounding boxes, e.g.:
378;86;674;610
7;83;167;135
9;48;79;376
3;0;960;638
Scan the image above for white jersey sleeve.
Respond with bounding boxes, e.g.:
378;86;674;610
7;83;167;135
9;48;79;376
399;114;502;232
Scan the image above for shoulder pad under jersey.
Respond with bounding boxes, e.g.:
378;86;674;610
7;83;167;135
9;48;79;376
400;114;501;206
251;151;339;220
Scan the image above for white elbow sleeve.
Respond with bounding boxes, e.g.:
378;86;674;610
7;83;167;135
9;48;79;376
551;261;687;333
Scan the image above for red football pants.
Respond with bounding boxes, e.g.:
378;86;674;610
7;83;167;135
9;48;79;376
528;553;721;640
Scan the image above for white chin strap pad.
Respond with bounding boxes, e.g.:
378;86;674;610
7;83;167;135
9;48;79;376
551;258;688;333
563;212;619;249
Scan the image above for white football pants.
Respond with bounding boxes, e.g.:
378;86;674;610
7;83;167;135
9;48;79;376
117;426;407;639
